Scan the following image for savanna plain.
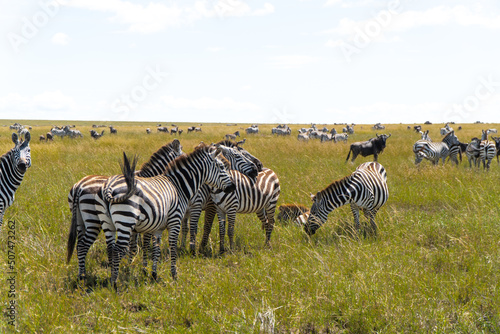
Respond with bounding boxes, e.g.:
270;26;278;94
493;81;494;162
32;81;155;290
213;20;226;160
0;120;499;333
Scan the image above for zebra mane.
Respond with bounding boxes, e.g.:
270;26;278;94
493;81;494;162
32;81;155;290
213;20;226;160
0;147;13;163
138;140;181;175
216;139;237;147
163;143;227;174
314;175;351;201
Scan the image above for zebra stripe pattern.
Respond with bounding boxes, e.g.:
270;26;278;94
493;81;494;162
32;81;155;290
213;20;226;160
465;138;481;168
66;139;184;280
202;168;280;254
0;132;32;228
479;140;496;170
413;131;460;165
305;161;388;236
102;143;235;287
179;141;263;255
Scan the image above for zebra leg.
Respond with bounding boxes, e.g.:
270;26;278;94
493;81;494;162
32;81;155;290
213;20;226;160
350;204;361;236
364;208;378;237
179;211;189;253
226;210;237;252
110;228;132;289
193;202;216;255
142;233;152;275
151;233;162;281
0;209;3;230
199;209;216;254
128;231;138;263
216;209;227;254
264;204;277;246
167;221;181;280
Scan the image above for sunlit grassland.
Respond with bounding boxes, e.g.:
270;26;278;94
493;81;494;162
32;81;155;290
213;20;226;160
0;120;499;333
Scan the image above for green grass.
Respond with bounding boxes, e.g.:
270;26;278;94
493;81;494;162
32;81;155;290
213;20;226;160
0;120;499;333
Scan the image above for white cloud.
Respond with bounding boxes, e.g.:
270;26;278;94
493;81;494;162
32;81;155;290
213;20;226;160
65;0;274;33
206;46;223;52
268;55;320;69
51;32;70;45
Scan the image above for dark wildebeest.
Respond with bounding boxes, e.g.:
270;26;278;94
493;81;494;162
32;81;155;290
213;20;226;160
345;133;391;163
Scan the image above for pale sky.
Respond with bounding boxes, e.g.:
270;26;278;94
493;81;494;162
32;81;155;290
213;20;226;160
1;0;500;124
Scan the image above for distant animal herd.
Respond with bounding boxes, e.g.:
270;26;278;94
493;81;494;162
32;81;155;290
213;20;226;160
1;121;499;289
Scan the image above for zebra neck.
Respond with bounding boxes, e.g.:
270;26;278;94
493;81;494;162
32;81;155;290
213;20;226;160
1;152;24;187
164;159;207;201
322;177;352;211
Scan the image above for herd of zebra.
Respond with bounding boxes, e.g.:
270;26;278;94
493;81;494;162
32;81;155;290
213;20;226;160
412;126;500;169
2;122;499;289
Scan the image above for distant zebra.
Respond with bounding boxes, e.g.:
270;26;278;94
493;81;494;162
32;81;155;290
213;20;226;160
51;126;67;139
204;167;280;254
195;127;202;132
187;126;196;133
0;132;32;228
109;126;117;134
333;133;348;143
39;135;45;142
170;127;179;135
304;161;388;237
45;132;53;141
225;131;240;140
90;129;104;139
102;144;235;286
157;126;169;133
245;125;259;134
297;132;309;141
413;131;460;165
67;140;184;281
179;140;263;255
146;128;151;134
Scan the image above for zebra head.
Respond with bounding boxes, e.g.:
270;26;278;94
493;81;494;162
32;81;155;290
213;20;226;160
443;130;459;146
219;145;259;180
11;132;31;174
205;145;236;194
304;191;327;235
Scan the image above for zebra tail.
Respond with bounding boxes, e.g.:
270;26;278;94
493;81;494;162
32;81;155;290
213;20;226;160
104;152;138;204
66;192;79;264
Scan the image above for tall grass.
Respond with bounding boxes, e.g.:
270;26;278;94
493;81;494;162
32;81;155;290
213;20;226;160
0;120;499;333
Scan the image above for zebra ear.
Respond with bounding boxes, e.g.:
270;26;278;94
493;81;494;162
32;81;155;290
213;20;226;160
310;192;315;201
11;133;19;144
24;131;31;144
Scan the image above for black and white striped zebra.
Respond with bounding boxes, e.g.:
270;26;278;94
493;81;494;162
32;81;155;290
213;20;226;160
491;136;500;163
67;140;184;281
179;140;263;254
102;143;236;286
0;132;32;228
465;137;481;168
304;161;388;236
413;131;460;165
479;130;497;170
203;167;280;254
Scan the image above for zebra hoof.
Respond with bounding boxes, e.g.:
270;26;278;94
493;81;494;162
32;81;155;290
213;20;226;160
152;272;158;281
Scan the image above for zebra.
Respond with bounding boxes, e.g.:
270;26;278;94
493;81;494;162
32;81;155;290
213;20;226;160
245;125;259;134
478;130;497;170
440;123;453;136
51;126;67;139
277;203;309;223
109;126;117;134
170;127;179;135
102;143;235;286
413;131;460;165
157;126;169;133
204;167;280;254
304;161;388;237
225;131;240;140
297;132;309;141
419;130;431;141
146;128;151;134
66;140;184;281
179;140;263;255
0;132;32;228
90;129;104;139
465;137;481;168
333;133;348;143
491;136;500;163
187;126;196;133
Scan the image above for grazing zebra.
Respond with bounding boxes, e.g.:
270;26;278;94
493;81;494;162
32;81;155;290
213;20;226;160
413;131;460;165
109;126;117;134
45;132;53;141
157;126;169;133
102;143;235;286
90;129;104;140
146;128;151;134
66;140;184;281
277;203;309;223
203;168;280;254
298;132;309;141
304;161;388;237
0;132;32;228
39;135;45;142
170;127;179;135
225;131;240;140
179;140;263;254
245;125;259;134
333;133;348;143
465;137;481;168
195;127;202;132
187;126;196;133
